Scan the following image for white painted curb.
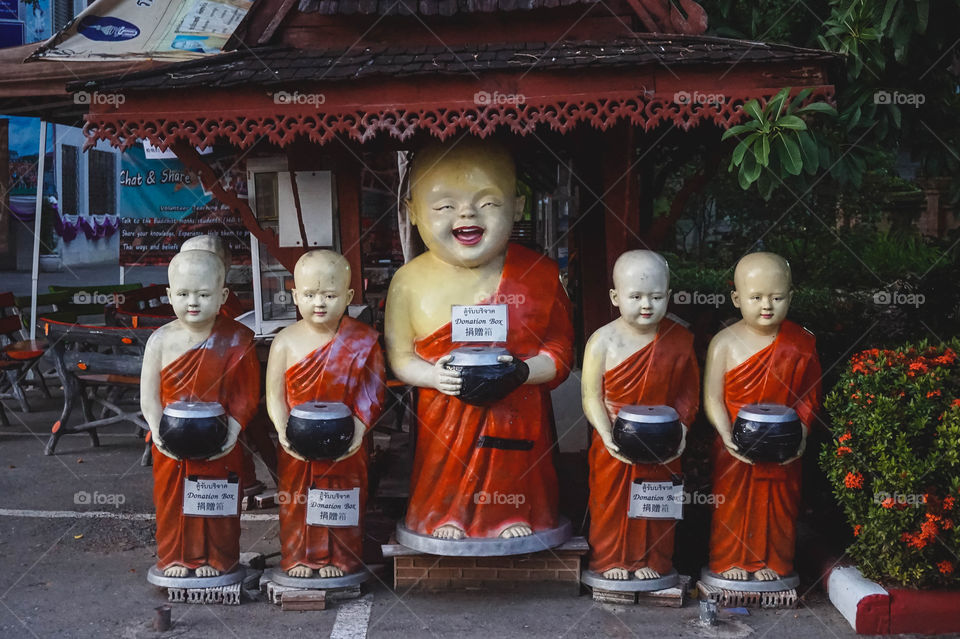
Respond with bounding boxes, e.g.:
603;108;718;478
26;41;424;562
827;565;888;631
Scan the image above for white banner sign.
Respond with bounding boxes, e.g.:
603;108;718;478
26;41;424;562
183;476;239;517
451;305;508;342
30;0;253;62
306;488;360;528
628;480;683;520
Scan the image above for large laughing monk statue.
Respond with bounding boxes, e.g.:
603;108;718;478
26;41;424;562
703;252;821;582
385;138;574;541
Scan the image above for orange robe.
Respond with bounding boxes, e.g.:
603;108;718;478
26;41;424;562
405;244;574;537
588;319;700;575
709;320;821;576
153;317;260;573
278;317;386;573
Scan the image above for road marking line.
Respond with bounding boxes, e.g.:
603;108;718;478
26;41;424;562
331;593;373;639
0;508;278;521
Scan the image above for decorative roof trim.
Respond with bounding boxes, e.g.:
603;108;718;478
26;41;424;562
82;86;834;150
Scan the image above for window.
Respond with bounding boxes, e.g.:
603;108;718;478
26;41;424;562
87;149;116;216
60;145;79;216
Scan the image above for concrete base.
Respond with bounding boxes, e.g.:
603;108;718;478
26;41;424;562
395;518;572;556
582;568;679;592
699;567;799;592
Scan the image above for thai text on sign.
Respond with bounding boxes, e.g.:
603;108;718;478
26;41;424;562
183;476;239;517
306;488;360;527
451;305;508;342
628;480;683;520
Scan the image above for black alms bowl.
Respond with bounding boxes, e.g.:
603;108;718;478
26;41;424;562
286;402;354;460
159;401;228;460
612;405;683;464
732;403;803;463
446;346;530;406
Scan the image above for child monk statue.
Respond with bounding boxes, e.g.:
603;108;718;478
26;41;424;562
140;249;260;578
385;138;574;540
582;251;699;581
704;252;821;581
266;250;385;578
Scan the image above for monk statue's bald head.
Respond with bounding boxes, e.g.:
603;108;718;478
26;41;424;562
169;249;226;289
292;250;354;328
733;252;792;292
406;137;524;269
731;252;793;330
610;250;671;330
167;249;229;325
180;235;231;273
612;250;670;292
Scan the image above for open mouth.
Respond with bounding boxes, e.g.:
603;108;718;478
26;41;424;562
760;313;774;319
452;225;485;246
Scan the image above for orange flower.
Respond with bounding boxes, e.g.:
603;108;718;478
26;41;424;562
938;561;954;575
837;446;853;457
951;399;960;409
927;390;942;398
944;496;955;511
853;525;862;536
881;497;895;509
845;472;865;489
838;431;853;443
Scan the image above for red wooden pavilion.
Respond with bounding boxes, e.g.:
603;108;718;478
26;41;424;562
73;0;840;342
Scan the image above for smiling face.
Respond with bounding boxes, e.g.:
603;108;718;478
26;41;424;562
610;250;671;330
167;250;228;327
731;252;793;331
291;250;354;330
408;139;523;269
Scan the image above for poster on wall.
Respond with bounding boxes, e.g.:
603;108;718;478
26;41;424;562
29;0;252;62
118;143;250;266
22;0;52;44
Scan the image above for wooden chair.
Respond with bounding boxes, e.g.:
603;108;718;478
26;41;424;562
40;319;155;465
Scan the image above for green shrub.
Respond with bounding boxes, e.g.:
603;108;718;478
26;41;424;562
821;340;960;588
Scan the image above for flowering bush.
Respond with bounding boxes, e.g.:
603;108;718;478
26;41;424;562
821;341;960;588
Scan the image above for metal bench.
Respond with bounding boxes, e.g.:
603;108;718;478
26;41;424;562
40;319;155;465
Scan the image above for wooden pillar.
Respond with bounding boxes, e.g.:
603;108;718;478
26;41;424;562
602;123;641;293
334;156;364;300
571;130;609;343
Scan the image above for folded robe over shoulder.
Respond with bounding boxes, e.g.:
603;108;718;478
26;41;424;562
278;317;386;573
153;317;260;573
588;319;700;575
405;244;574;538
709;320;821;576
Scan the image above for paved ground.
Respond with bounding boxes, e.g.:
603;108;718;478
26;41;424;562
0;389;876;639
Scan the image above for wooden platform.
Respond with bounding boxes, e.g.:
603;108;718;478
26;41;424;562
382;536;589;593
589;574;690;607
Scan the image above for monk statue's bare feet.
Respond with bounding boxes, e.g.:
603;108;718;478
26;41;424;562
288;564;314;578
499;523;533;538
754;568;780;581
317;564;344;578
720;567;749;580
195;564;221;577
163;564;189;578
433;524;465;539
602;567;630;580
634;567;661;580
